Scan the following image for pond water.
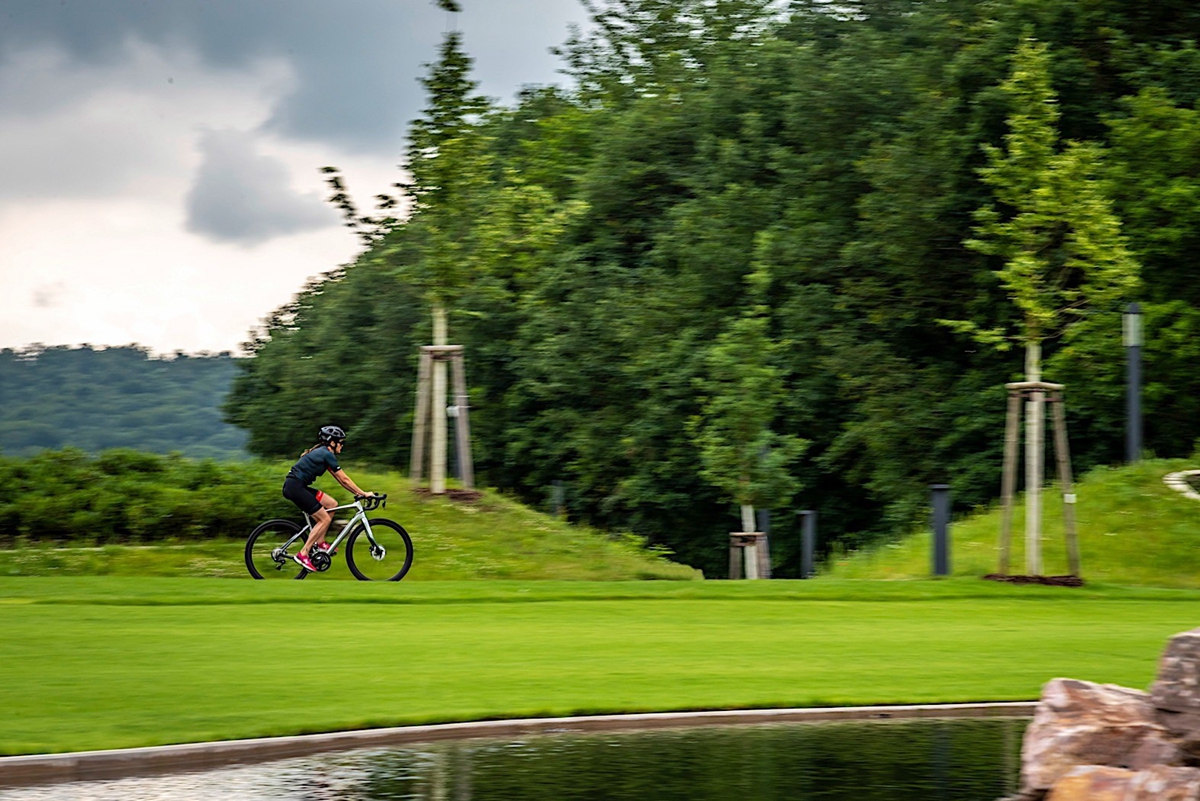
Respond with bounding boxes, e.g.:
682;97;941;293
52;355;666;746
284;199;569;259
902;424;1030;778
0;718;1027;801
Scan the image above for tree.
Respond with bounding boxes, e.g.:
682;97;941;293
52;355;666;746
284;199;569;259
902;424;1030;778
226;0;1200;579
392;21;494;493
689;266;808;561
964;38;1140;574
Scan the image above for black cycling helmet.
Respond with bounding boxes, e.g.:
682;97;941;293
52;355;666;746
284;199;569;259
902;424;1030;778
318;425;346;444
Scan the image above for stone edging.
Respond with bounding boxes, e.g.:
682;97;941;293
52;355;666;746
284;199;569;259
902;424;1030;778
1164;470;1200;502
0;702;1035;788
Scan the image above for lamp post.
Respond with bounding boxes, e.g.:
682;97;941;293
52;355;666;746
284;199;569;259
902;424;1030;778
1123;302;1143;463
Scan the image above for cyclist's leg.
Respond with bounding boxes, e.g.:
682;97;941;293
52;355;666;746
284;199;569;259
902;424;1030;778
284;479;327;560
311;491;337;550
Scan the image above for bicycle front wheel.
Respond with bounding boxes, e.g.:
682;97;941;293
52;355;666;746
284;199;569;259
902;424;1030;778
345;518;414;581
245;518;309;580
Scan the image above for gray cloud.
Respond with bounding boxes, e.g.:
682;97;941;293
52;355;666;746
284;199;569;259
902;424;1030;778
185;130;335;245
0;1;588;155
32;282;67;308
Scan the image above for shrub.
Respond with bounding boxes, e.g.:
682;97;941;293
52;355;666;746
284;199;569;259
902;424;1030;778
0;449;295;544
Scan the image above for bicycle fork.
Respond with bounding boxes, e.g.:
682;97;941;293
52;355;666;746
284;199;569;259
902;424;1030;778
360;518;387;560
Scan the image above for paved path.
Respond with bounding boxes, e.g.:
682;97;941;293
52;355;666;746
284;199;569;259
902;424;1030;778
1164;470;1200;502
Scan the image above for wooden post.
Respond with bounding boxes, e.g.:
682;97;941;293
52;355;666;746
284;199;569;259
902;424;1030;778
432;369;448;495
1000;381;1067;577
1050;390;1081;576
729;533;766;579
410;349;433;487
451;353;475;490
411;345;475;494
998;388;1021;575
431;307;449;495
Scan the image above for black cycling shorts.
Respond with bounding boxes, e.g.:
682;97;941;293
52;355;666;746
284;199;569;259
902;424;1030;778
282;477;325;515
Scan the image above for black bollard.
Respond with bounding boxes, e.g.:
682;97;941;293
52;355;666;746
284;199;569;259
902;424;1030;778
931;484;951;576
799;510;816;579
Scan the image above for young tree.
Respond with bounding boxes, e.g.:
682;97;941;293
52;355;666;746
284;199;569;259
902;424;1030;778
964;38;1140;574
392;16;494;493
689;265;808;571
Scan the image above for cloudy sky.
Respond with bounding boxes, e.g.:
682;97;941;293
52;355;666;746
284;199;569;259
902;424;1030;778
0;0;588;354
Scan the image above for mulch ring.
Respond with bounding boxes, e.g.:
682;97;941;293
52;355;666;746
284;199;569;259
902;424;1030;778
413;487;484;503
982;573;1085;587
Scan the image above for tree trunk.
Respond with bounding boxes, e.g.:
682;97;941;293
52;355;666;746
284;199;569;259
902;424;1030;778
432;303;448;495
1025;340;1043;575
740;503;758;579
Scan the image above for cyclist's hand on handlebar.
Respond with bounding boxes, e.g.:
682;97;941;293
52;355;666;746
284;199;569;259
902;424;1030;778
356;492;387;509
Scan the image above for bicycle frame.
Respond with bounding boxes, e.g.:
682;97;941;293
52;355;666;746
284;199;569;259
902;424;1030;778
280;497;384;554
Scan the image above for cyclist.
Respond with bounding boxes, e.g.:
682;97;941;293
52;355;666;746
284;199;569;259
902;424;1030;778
283;425;373;573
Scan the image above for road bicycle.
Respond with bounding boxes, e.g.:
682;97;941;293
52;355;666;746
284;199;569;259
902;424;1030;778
244;493;414;581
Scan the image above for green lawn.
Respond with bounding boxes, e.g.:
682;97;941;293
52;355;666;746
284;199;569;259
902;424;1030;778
4;576;1200;756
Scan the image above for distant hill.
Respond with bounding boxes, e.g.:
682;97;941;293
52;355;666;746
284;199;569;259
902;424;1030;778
0;345;246;458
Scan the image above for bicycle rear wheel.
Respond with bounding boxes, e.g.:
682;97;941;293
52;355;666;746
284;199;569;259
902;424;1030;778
345;518;414;581
245;518;309;580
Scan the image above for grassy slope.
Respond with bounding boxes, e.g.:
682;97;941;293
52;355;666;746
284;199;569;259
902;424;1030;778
2;464;700;581
4;576;1200;755
825;459;1200;587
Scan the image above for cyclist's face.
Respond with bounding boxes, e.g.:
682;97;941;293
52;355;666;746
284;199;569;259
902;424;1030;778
332;440;345;453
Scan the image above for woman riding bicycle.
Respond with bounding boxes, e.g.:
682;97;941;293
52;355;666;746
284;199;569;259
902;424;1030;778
283;425;373;573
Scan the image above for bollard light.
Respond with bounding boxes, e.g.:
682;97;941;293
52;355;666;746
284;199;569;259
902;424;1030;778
1123;302;1143;462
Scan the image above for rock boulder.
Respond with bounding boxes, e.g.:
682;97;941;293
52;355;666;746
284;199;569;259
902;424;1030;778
1045;766;1134;801
1020;678;1183;796
1152;628;1200;753
1046;765;1200;801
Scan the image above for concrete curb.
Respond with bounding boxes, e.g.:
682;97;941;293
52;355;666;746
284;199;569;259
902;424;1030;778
0;702;1035;788
1164;470;1200;502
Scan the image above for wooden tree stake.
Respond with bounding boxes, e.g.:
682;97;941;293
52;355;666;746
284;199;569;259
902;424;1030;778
998;390;1021;575
410;345;475;492
1050;389;1081;576
998;381;1080;577
409;349;434;485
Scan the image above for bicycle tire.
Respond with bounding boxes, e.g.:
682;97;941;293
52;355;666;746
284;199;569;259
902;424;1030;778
245;518;309;580
345;518;414;581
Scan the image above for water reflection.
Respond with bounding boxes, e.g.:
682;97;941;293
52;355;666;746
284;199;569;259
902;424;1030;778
0;718;1026;801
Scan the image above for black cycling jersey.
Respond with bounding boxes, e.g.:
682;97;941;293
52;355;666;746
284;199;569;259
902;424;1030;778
286;446;341;486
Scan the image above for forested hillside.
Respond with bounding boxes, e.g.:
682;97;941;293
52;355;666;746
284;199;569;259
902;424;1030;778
226;0;1200;576
0;346;246;458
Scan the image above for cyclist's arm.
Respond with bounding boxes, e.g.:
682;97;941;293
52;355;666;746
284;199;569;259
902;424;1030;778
331;469;370;498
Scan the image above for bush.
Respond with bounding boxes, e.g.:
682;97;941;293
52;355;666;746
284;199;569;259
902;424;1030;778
0;449;294;544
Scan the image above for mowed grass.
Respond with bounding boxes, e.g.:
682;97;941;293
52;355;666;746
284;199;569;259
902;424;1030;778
4;576;1200;755
1;465;700;581
826;459;1200;587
